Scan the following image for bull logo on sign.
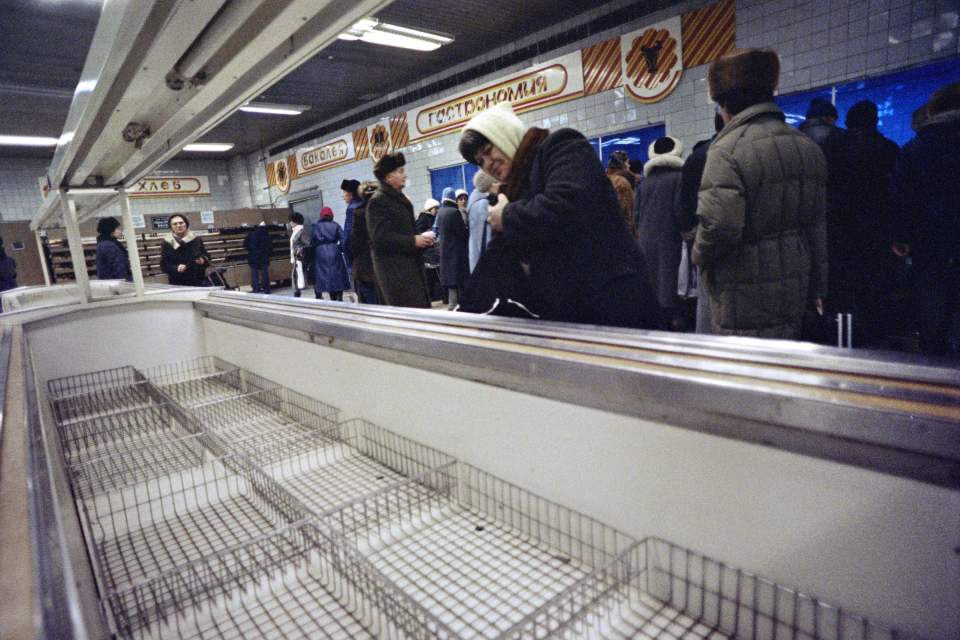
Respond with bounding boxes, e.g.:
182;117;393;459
275;159;290;194
370;124;390;163
622;19;684;104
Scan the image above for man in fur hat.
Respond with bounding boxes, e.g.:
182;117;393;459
366;152;435;308
340;178;362;270
692;48;828;339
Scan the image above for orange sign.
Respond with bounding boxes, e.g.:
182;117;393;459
622;17;684;104
130;176;210;198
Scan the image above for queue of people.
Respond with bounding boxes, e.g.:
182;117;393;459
88;47;959;357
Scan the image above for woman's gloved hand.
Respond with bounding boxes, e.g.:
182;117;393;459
487;194;509;233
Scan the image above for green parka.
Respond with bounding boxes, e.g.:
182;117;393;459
693;102;828;338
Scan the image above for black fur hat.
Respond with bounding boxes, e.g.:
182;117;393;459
340;179;360;194
708;49;780;103
373;152;405;180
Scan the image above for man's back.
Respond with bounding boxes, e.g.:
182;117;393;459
694;102;828;338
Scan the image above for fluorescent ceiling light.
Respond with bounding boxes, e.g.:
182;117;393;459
338;18;453;52
239;103;306;116
182;143;234;152
0;135;59;147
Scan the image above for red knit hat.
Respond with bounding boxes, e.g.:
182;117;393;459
320;206;334;219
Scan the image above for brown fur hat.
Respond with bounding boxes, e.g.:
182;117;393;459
373;152;405;180
708;49;780;102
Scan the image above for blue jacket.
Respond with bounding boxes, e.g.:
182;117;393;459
889;108;960;264
343;199;362;267
96;238;132;281
243;225;273;266
0;250;16;292
310;219;351;292
466;189;490;273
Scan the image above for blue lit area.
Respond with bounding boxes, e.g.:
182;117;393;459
591;125;666;169
429;163;479;202
777;56;960;146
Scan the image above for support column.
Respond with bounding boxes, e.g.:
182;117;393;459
60;191;91;304
118;188;145;296
34;230;52;286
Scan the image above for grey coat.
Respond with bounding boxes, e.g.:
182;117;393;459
366;182;431;308
436;203;469;288
693;102;828;338
636;154;685;309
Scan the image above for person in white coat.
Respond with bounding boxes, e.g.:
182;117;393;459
289;211;310;297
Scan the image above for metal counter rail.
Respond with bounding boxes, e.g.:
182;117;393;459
196;292;960;490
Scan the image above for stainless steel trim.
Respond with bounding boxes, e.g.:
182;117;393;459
197;294;960;490
22;333;111;639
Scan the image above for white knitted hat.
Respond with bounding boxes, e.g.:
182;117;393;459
463;102;526;160
423;198;440;211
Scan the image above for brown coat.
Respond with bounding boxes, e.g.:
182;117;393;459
366;181;431;308
608;174;636;238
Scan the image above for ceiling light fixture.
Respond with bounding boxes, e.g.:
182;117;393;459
182;143;234;152
338;18;453;52
239;103;307;116
0;135;59;147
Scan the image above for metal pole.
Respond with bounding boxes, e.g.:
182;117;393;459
34;229;52;286
118;188;145;296
60;191;92;304
846;313;854;350
836;313;844;349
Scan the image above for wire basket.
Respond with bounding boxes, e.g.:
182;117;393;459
48;366;158;425
47;365;147;400
107;521;457;640
507;537;911;640
145;357;278;409
323;462;637;639
263;418;457;516
187;386;341;465
78;454;308;600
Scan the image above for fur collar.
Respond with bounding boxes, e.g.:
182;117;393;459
643;154;684;176
922;108;960;128
164;230;196;249
504;127;549;200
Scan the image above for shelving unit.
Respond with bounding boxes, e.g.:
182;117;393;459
44;223;289;287
43;356;913;640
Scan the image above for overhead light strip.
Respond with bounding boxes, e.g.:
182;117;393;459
182;143;234;152
0;135;60;147
239;103;306;116
338;18;454;52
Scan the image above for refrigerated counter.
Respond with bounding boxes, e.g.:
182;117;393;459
1;289;958;639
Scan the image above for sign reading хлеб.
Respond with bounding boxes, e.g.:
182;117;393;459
130;176;211;199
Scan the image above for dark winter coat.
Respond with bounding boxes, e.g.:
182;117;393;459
160;233;210;286
243;225;273;267
679;138;714;233
311;219;351;292
349;201;376;282
367;182;431;308
823;126;900;302
0;249;16;292
414;211;439;267
343;198;361;267
436;204;470;288
95;238;133;281
636;155;685;309
497;127;656;328
693;102;828;338
889;108;960;265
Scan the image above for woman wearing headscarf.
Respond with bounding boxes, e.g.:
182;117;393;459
348;180;382;304
457;103;656;328
311;206;351;301
635;136;686;330
160;214;210;286
415;197;442;302
288;212;309;297
95;217;133;281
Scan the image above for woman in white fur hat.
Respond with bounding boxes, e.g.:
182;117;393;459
635;136;685;330
457;102;656;328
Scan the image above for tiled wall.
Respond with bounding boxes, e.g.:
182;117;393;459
0;157;236;224
249;0;958;225
2;0;957;226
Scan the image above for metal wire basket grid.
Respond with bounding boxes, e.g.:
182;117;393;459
50;375;160;426
142;356;239;387
261;418;458;516
108;521;458;640
506;537;912;640
77;454;307;598
187;386;342;466
47;364;147;400
322;462;638;640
